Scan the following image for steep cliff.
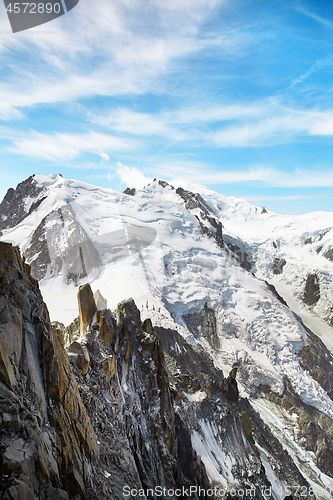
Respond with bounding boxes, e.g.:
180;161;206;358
0;242;98;499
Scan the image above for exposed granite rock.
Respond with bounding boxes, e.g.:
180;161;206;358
23;204;102;284
299;324;333;401
303;273;320;306
94;289;107;311
264;281;288;307
1;243;323;499
222;367;239;402
67;298;212;499
255;379;333;478
78;284;96;336
0;242;98;499
123;187;136;196
183;303;219;350
225;240;253;271
67;341;90;374
273;257;286;275
0;176;46;232
324;248;333;262
158;180;174;189
176;187;214;216
239;396;309;490
98;309;116;344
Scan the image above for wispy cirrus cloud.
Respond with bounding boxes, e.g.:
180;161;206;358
294;5;333;30
0;0;226;118
88;100;333;148
9;131;134;160
151;160;333;188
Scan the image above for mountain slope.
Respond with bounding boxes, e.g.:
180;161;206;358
1;174;333;498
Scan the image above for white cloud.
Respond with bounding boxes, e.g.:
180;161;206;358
151;159;333;188
295;6;333;31
88;108;183;139
115;162;152;189
93;150;110;162
87;101;333;148
9;131;134;160
0;0;223;117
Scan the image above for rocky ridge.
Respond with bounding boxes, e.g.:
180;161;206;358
0;242;98;499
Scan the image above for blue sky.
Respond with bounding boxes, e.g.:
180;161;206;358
0;0;333;214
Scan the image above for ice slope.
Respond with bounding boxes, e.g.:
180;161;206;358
171;178;333;350
1;174;333;494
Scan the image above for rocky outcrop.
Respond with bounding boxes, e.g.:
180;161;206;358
24;204;101;283
300;325;333;401
183;303;220;350
0;242;98;499
222;367;239;402
273;257;286;274
225;240;253;271
303;273;320;306
78;284;96;336
94;289;107;311
64;297;212;499
255;379;333;478
123;187;136;196
0;175;46;233
324;248;333;262
176;187;214;215
264;281;288;307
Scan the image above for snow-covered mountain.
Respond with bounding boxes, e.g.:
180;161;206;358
1;173;333;498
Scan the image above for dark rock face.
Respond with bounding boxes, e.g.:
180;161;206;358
78;284;96;336
255;378;333;479
123;187;136;196
183;303;219;350
324;248;333;262
300;325;333;402
176;187;214;216
239;396;309;489
24;204;102;283
222;367;239;402
65;298;212;499
273;257;286;275
176;186;227;254
225;240;253;271
264;281;288;307
303;273;320;306
0;242;98;499
0;176;46;232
